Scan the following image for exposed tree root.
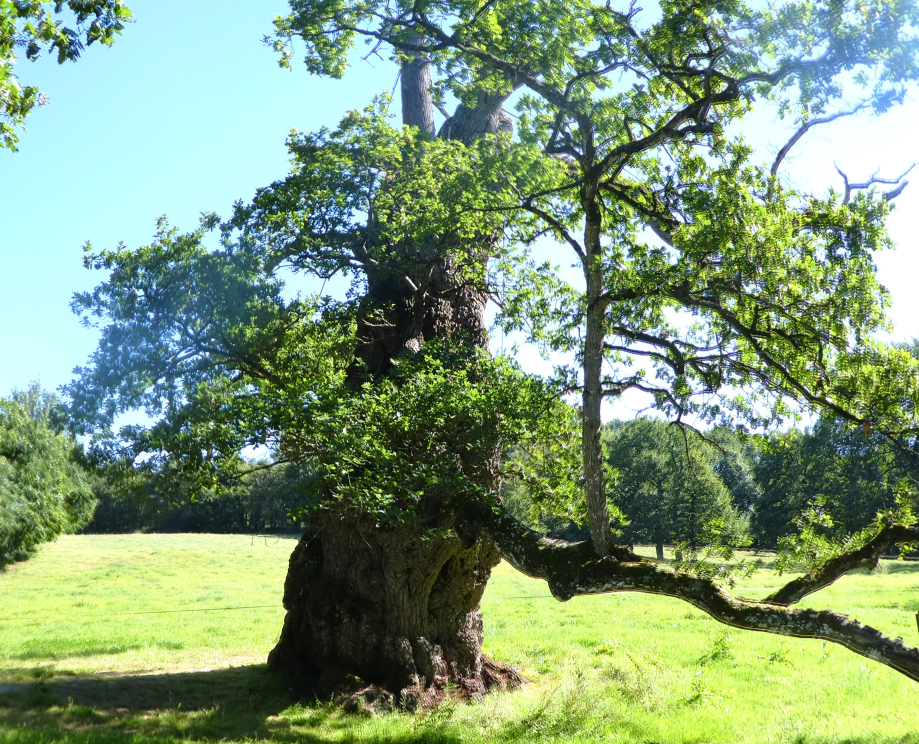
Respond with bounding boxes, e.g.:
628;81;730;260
306;653;525;715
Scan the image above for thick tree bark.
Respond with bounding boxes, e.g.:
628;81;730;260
269;60;520;702
582;188;611;556
438;92;512;143
400;33;435;136
267;510;523;700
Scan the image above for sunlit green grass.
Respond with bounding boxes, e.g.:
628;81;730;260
1;534;918;743
0;534;292;676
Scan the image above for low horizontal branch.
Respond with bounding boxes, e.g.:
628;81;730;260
459;500;919;684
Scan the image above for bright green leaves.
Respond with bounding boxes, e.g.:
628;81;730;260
272;0;919;166
69;99;578;521
68;215;354;481
265;0;919;450
69;0;919;549
660;161;909;430
70;225;577;521
271;0;366;78
232;96;568;289
774;485;918;576
291;340;576;521
0;388;94;565
0;0;131;149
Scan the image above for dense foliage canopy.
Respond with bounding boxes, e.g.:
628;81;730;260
0;384;94;565
67;0;919;686
267;0;919;554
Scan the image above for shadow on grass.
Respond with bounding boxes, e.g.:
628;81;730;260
0;664;463;744
0;666;913;744
11;644;146;661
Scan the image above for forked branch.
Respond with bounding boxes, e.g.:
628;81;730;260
763;524;919;606
836;164;916;203
459;500;919;683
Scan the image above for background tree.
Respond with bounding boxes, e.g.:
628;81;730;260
752;416;914;546
605;419;749;559
84;459;310;535
708;426;763;516
69;0;919;696
0;384;94;566
0;1;131;150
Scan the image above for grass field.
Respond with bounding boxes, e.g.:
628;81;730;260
1;534;918;743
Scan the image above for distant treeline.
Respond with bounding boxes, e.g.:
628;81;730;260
5;381;917;552
92;414;919;547
504;415;919;554
84;461;315;535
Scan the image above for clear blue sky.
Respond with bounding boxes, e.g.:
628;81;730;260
1;0;918;401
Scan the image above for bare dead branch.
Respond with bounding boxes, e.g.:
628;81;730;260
836;163;916;204
771;105;867;178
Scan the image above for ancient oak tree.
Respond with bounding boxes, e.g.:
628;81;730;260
70;0;919;698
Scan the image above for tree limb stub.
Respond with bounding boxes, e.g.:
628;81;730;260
459;500;919;684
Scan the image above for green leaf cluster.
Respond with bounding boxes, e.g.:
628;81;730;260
230;96;567;288
0;385;94;565
0;1;131;149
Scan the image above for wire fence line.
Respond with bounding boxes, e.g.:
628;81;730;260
2;586;802;625
0;604;281;624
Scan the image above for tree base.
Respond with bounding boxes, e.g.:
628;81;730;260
311;654;525;715
268;512;525;708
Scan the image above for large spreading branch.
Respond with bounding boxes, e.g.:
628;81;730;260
763;524;919;605
457;499;919;683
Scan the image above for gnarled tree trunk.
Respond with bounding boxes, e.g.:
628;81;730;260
267;511;520;701
267;57;520;702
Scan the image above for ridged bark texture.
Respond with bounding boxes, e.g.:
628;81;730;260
582;190;611;556
439;92;512;144
268;511;519;700
400;34;435;136
269;67;522;703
